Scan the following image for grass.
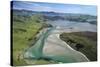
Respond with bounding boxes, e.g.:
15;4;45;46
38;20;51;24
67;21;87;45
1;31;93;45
12;14;43;66
60;31;97;61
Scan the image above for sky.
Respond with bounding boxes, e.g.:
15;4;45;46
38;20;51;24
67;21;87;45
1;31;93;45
12;1;97;16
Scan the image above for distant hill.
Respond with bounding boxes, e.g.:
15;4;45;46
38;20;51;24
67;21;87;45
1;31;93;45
12;9;97;25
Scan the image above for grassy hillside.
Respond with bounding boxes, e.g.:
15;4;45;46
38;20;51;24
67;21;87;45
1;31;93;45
60;32;97;61
12;12;44;66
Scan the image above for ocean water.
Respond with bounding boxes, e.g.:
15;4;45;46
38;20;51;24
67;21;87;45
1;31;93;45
46;20;97;32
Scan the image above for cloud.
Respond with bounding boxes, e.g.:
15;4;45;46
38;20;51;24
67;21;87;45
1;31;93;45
32;5;54;12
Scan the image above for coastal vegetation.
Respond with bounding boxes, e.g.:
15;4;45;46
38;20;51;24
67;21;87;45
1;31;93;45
60;32;97;61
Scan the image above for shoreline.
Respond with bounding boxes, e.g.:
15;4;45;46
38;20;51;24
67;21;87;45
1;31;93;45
57;32;89;61
43;28;90;62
